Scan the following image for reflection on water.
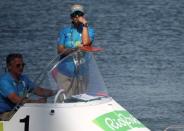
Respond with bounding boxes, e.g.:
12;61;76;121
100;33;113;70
0;0;184;130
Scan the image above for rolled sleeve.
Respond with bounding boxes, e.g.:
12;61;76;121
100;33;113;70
57;28;66;45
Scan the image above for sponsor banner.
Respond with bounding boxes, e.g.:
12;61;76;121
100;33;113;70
0;122;3;131
93;110;145;131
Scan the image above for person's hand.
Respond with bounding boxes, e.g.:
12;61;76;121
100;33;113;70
77;43;83;48
64;48;77;54
77;16;88;25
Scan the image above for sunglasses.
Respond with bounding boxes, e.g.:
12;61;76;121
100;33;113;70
71;11;84;18
16;63;25;68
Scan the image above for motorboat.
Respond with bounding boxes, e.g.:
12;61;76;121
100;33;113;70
0;47;150;131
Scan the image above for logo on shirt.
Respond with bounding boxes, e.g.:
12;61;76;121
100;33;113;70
75;41;81;47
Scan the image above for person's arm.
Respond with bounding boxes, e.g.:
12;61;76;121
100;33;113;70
8;93;46;104
82;25;91;46
78;16;91;46
57;45;75;55
0;78;46;104
33;87;56;97
23;76;55;101
57;45;65;54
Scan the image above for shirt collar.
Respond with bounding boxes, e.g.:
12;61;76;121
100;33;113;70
7;72;23;84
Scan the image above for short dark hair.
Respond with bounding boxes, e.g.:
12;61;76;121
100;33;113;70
6;53;23;66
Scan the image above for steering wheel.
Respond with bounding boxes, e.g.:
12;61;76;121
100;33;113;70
54;89;66;103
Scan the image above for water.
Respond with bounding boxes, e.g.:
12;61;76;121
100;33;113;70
0;0;184;130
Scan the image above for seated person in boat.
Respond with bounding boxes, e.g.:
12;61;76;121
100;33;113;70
0;53;55;119
56;4;95;98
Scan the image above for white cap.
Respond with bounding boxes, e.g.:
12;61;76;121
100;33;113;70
71;4;84;14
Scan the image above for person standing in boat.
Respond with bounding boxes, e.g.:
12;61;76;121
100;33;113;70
56;4;95;99
0;53;55;120
57;4;94;56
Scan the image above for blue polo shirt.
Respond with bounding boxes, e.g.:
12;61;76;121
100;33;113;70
0;73;35;113
57;25;95;77
58;25;94;48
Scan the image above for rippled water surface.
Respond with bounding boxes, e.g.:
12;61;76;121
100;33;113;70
0;0;184;130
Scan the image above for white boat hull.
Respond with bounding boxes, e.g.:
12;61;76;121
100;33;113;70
1;97;150;131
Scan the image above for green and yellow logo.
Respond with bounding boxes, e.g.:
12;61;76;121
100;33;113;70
93;110;145;131
0;122;3;131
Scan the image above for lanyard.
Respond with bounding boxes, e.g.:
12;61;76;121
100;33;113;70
13;81;26;97
70;27;82;48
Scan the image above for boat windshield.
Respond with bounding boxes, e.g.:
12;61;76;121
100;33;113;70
37;49;108;101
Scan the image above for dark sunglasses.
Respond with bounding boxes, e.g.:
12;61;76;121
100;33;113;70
71;11;84;18
16;63;25;68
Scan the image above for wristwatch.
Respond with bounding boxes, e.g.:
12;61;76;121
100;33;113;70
83;23;88;27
